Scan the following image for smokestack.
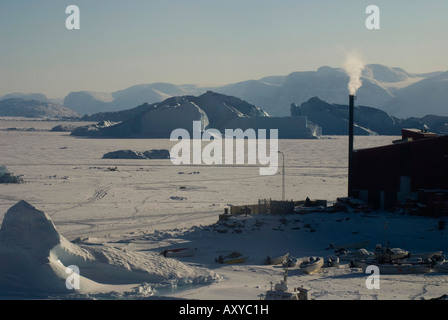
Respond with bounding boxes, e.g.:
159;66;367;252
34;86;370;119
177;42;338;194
343;51;363;197
348;95;355;197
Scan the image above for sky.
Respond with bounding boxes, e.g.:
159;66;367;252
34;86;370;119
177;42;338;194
1;0;447;99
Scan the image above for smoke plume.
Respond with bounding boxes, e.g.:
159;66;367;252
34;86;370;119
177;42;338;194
343;51;365;95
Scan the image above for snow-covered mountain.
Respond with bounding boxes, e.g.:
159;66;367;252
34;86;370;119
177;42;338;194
0;92;64;105
363;64;415;83
5;64;447;118
0;92;49;102
63;63;443;118
64;83;203;116
386;71;448;118
58;64;422;116
214;64;440;117
0;98;79;119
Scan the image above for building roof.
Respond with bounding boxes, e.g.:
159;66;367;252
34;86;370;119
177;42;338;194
401;128;438;141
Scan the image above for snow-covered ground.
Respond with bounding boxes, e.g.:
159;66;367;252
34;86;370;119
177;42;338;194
0;119;447;300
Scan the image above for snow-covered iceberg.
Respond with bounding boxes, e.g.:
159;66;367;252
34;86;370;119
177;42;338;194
0;201;220;298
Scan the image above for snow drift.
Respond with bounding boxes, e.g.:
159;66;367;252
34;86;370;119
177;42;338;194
0;201;220;298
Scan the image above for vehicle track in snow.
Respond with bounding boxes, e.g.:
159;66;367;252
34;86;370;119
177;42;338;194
49;185;110;215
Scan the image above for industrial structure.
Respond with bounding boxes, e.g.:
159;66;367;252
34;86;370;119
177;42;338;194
350;129;448;216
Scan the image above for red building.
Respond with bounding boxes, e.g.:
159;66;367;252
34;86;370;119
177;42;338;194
351;129;448;214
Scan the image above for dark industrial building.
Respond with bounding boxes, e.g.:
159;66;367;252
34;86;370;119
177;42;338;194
351;129;448;215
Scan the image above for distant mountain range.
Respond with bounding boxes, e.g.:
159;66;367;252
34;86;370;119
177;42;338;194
57;64;447;118
63;83;204;116
215;64;447;118
1;64;447;120
0;98;79;119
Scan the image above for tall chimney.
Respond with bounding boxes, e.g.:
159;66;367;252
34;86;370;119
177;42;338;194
348;95;355;197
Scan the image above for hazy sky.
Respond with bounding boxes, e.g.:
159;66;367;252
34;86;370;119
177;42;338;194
1;0;447;98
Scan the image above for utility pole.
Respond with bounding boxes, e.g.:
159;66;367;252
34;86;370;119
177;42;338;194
278;151;285;201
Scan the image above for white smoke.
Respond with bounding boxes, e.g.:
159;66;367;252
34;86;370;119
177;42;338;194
343;51;365;95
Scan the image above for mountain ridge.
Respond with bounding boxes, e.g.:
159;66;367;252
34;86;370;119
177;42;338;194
3;64;447;118
0;98;79;119
65;64;447;117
